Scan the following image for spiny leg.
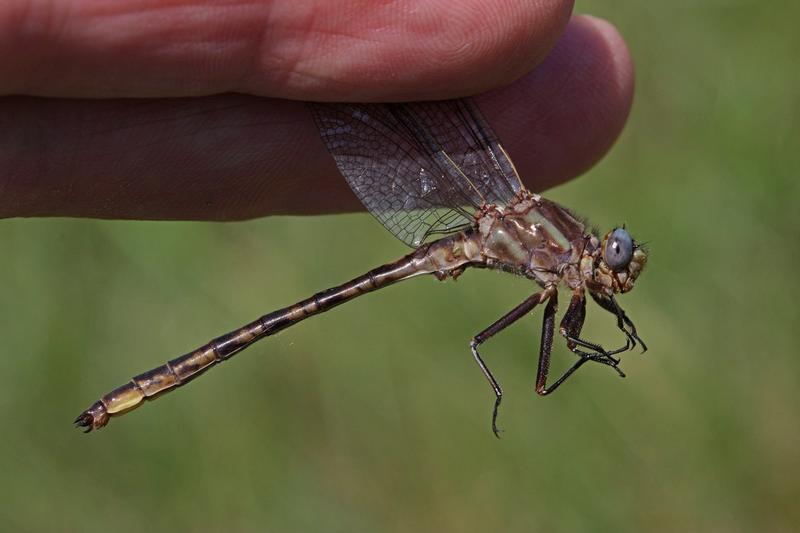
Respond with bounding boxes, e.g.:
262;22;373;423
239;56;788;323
590;292;647;353
470;289;553;438
559;290;628;377
534;290;566;395
534;290;621;394
610;294;647;353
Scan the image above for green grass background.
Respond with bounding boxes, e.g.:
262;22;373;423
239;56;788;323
1;1;799;531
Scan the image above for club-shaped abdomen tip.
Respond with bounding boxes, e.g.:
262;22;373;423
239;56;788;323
74;401;109;433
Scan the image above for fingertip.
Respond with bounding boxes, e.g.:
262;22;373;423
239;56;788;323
476;14;635;191
575;14;635;110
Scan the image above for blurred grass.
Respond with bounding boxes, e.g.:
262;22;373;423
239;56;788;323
1;1;799;531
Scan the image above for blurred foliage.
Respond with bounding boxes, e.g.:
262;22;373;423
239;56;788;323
1;1;799;531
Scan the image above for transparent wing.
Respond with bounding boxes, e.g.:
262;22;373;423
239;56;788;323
310;99;523;247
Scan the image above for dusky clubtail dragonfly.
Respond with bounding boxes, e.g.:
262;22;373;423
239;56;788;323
75;99;647;436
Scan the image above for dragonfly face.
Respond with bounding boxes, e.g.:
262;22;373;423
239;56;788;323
585;227;648;296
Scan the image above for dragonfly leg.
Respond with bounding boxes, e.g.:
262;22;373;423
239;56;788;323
534;290;576;395
559;290;628;377
535;289;629;395
590;292;647;353
470;288;553;438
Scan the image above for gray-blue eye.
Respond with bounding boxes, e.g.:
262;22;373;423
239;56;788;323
604;228;633;271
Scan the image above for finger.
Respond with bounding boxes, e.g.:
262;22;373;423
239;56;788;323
476;14;634;192
2;0;573;100
0;15;633;220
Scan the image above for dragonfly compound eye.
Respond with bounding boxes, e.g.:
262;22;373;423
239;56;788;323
604;228;634;271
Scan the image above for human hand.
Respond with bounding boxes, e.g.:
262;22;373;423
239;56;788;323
0;0;633;220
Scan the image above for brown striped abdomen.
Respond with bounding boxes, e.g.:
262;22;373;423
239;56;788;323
75;235;474;432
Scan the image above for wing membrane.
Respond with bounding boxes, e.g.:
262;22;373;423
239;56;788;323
310;99;522;247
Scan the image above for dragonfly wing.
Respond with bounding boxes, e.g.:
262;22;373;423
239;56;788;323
388;99;523;206
310;100;523;247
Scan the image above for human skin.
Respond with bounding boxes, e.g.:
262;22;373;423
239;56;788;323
0;0;634;220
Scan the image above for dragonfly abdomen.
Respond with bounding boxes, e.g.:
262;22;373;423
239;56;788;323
75;236;473;432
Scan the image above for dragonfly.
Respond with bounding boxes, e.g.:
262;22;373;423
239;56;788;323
75;99;647;436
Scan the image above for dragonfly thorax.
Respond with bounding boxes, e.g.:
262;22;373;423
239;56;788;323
473;193;589;288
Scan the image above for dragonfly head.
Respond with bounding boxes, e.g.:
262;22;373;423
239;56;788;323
587;228;647;295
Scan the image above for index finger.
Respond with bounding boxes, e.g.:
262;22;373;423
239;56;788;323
2;0;573;100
